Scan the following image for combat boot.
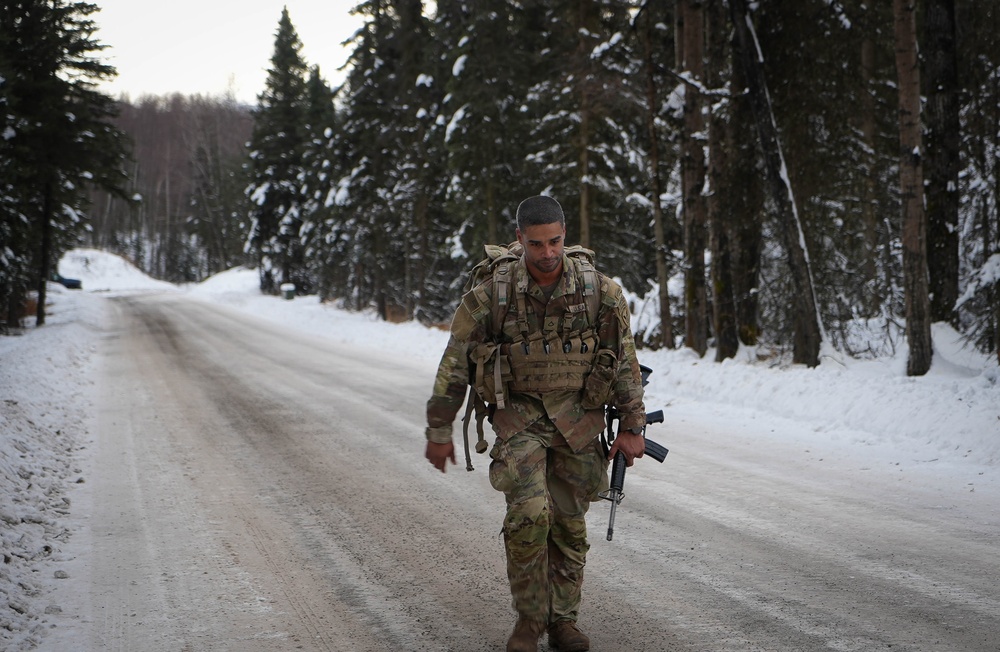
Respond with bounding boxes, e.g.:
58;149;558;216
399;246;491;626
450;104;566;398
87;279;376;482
506;616;545;652
548;619;590;651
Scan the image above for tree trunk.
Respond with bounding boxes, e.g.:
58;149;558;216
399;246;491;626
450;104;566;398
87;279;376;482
679;0;708;356
574;0;598;250
35;179;54;327
922;0;960;326
578;98;592;249
412;189;430;319
729;0;822;367
893;0;933;376
486;179;498;245
706;0;737;362
374;224;387;320
642;5;673;349
859;21;881;316
728;58;763;347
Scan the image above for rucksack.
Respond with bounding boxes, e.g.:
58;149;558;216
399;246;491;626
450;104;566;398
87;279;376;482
459;241;604;470
462;241;602;336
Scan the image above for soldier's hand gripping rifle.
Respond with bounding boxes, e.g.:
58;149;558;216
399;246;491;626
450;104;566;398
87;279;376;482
598;365;668;541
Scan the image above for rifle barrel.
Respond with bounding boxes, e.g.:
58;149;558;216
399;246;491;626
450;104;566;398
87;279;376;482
606;499;618;540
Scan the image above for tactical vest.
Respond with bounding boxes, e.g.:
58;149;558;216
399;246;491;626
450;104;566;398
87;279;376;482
468;245;617;411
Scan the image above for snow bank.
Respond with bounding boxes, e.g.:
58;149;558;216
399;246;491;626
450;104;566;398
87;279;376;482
0;285;99;648
59;247;176;295
638;331;1000;464
185;265;449;363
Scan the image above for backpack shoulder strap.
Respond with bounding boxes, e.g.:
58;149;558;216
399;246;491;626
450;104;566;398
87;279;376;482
487;242;521;334
565;245;601;325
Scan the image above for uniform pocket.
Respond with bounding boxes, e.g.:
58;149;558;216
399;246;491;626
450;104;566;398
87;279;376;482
581;349;618;409
488;439;517;493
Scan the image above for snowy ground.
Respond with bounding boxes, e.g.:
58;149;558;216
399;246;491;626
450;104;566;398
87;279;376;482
1;248;998;649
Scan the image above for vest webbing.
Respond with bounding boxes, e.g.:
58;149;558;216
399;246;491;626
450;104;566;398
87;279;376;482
490;245;600;344
475;247;603;409
461;245;605;469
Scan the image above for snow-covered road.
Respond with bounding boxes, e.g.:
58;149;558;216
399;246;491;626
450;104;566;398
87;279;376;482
42;292;504;651
29;291;1000;651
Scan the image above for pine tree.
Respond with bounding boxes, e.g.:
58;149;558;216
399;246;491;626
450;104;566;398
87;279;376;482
331;0;450;320
583;0;678;308
955;0;1000;363
922;0;961;326
0;0;128;326
677;0;708;356
521;0;658;292
635;0;682;349
374;0;448;320
705;0;738;361
297;65;338;298
245;7;309;294
441;0;539;251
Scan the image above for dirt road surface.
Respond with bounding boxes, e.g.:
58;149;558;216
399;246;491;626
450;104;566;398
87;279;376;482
40;293;1000;651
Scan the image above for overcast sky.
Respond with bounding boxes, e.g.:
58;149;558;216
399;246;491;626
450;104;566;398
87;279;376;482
93;0;364;104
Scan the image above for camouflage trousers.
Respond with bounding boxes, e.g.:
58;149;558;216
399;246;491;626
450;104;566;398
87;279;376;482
488;416;608;624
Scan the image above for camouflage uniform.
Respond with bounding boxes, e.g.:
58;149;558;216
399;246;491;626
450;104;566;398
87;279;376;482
426;253;645;625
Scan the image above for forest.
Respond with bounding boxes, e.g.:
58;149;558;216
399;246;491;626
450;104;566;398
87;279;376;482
2;0;999;373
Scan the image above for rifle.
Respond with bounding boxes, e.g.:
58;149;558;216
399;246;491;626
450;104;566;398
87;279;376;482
598;365;668;541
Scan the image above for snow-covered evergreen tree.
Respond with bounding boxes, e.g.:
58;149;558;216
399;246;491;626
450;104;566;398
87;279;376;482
295;65;338;298
318;0;451;320
0;0;128;325
245;7;309;294
439;0;540;252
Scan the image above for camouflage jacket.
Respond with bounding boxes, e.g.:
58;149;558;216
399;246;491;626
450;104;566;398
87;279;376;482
426;253;646;453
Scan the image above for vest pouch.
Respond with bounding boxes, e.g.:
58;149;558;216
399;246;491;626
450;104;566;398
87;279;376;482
470;342;511;409
581;348;618;409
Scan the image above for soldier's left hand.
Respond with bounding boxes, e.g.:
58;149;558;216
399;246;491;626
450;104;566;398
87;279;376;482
609;430;645;466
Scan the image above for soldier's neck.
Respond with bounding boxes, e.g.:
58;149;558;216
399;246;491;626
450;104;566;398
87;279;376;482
528;264;562;287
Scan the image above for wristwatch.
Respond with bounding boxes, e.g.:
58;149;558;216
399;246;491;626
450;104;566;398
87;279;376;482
622;426;644;436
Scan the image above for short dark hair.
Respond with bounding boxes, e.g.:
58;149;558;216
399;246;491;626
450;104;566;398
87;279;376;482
516;195;565;231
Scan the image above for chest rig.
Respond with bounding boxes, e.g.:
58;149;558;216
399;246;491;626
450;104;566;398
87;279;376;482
469;246;604;410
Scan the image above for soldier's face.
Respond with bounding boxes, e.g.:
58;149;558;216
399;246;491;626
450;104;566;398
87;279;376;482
517;222;566;277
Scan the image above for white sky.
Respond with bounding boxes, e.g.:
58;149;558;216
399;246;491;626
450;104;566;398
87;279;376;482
93;0;365;104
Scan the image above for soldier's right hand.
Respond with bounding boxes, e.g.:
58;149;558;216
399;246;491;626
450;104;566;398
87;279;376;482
425;441;456;473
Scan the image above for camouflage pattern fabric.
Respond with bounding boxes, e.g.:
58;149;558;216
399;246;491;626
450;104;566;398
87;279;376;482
488;416;608;623
425;254;646;449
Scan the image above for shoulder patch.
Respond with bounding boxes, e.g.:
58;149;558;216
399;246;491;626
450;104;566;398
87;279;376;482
467;282;493;322
615;295;632;330
600;275;621;307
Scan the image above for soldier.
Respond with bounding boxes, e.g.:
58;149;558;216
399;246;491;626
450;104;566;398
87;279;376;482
425;195;647;652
